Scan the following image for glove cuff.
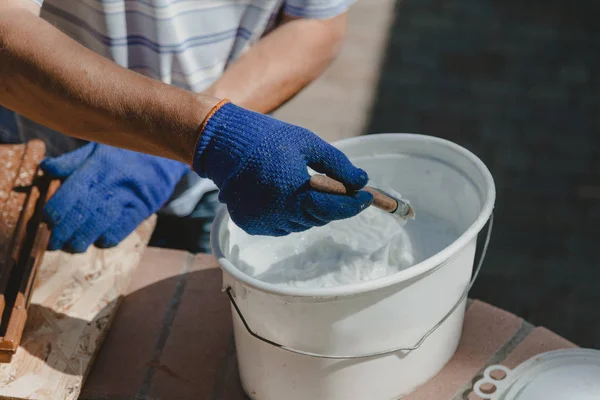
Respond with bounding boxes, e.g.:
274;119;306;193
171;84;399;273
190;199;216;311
193;102;275;187
192;99;230;165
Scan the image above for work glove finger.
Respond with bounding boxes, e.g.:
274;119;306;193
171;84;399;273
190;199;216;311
40;143;97;178
63;205;121;253
45;200;90;251
95;201;148;248
302;190;373;223
304;141;368;192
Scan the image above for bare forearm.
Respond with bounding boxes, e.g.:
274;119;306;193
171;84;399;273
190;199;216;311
0;5;219;163
205;13;347;114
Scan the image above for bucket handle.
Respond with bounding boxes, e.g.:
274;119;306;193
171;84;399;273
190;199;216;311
224;213;494;360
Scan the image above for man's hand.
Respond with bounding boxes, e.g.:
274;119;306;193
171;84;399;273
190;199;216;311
41;143;188;252
194;102;373;236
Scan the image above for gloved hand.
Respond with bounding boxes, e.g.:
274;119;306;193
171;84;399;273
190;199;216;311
41;143;189;252
193;101;373;236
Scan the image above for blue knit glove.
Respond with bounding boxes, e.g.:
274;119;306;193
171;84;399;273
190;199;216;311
193;102;373;236
41;143;188;252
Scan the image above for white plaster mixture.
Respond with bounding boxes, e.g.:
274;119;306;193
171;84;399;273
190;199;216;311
227;203;461;288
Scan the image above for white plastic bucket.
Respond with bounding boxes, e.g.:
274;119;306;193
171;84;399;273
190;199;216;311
211;134;496;400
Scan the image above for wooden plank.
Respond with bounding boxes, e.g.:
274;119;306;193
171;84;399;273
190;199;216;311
0;177;61;357
0;142;43;318
0;215;156;400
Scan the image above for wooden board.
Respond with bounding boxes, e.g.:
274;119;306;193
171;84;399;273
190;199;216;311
0;216;156;400
0;141;47;318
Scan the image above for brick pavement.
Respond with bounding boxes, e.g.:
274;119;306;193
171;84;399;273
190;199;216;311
80;248;577;400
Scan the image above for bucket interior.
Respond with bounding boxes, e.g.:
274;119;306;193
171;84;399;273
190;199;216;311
215;134;493;290
337;136;487;233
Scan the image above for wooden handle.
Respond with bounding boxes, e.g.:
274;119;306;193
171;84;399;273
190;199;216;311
309;175;398;213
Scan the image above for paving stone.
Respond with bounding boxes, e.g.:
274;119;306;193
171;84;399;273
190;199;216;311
501;327;577;369
148;256;231;400
81;248;189;399
404;301;522;400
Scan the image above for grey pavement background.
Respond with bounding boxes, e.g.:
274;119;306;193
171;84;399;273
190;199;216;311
366;0;600;347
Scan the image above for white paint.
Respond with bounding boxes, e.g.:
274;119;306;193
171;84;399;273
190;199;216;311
228;207;459;288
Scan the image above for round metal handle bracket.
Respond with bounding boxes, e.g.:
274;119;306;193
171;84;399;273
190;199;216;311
224;213;494;360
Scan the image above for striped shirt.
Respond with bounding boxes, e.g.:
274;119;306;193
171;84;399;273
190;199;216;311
0;0;352;215
27;0;351;92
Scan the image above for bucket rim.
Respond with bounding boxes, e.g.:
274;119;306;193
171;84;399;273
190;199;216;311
211;133;496;298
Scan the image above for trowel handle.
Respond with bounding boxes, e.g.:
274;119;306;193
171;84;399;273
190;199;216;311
309;175;398;213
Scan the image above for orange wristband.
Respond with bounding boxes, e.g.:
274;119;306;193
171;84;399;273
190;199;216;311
191;98;231;166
